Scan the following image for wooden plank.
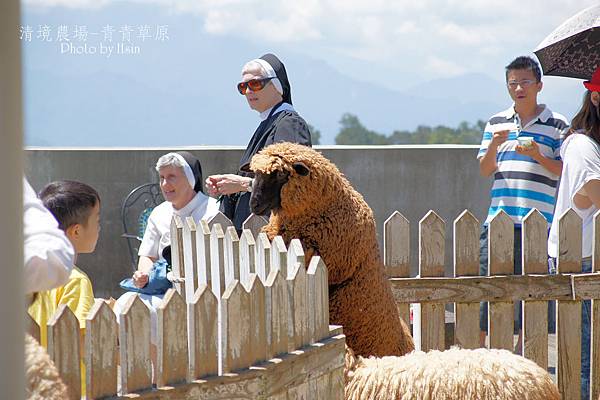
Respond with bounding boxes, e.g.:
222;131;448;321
224;226;241;289
170;215;186;298
389;274;581;302
195;219;212;288
157;289;188;388
522;209;549;367
85;299;118;399
47;304;81;400
591;210;600;400
287;239;305;277
239;229;256;290
418;210;445;351
247;274;268;365
207;211;233;230
383;211;411;327
221;280;252;373
210;223;226;298
183;217;199;301
557;208;582;400
257;232;272;283
189;284;218;379
266;270;289;357
487;210;514;351
118;294;152;394
242;213;269;238
271;235;288;278
289;262;309;349
453;209;479;350
307;256;329;343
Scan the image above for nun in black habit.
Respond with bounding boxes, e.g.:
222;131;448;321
206;53;312;232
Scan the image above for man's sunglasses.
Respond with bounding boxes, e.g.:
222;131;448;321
237;77;275;95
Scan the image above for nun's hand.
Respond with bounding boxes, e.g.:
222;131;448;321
206;174;248;195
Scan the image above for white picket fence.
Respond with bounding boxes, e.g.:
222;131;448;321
384;208;600;400
29;212;345;399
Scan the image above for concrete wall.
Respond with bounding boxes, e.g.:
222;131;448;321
25;145;492;298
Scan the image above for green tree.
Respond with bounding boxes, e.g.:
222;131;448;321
334;113;389;145
307;123;321;145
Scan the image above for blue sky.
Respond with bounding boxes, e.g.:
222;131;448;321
21;0;598;145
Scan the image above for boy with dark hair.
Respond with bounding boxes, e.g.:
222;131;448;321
28;180;101;346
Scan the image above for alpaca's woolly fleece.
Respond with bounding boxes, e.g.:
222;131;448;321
25;333;68;400
344;346;560;400
250;142;414;357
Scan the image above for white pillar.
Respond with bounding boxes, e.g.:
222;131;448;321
0;0;25;398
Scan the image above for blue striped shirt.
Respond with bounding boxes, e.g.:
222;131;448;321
477;105;568;226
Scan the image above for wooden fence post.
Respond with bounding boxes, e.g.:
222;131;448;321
156;289;188;388
257;233;272;283
224;226;241;289
240;229;256;289
289;261;309;349
557;209;583;400
188;285;218;380
85;299;118;399
384;211;411;327
308;256;330;343
195;219;212;288
118;295;152;394
170;215;186;299
248;274;268;365
210;223;226;298
207;211;233;230
271;235;288;278
522;209;549;368
183;216;199;301
453;210;479;349
221;280;252;373
47;305;81;400
487;210;514;351
418;210;445;351
242;213;269;238
266;270;289;357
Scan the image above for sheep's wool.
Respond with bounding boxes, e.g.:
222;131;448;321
25;333;68;400
345;347;560;400
251;142;414;357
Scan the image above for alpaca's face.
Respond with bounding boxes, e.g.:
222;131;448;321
249;162;310;215
249;169;290;215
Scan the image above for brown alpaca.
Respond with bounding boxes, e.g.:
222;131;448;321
247;142;414;357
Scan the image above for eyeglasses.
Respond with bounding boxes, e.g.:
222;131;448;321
507;79;537;89
237;77;275;95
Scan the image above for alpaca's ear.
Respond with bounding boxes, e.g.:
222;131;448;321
240;162;251;173
292;162;310;176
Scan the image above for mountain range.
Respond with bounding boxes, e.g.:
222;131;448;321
22;3;582;146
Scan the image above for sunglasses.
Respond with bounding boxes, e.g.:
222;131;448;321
237;77;275;95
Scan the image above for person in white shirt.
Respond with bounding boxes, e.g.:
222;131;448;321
23;177;74;294
114;152;218;366
547;67;600;400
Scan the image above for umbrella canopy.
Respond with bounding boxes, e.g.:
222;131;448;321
534;4;600;80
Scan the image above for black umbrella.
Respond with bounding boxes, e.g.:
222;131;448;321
534;4;600;80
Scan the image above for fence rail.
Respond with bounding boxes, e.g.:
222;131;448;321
385;208;600;400
29;212;344;399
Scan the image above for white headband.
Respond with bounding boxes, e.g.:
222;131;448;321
253;58;283;95
162;152;195;189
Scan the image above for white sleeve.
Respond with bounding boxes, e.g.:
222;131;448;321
138;211;160;258
579;138;600;184
476;121;493;160
23;178;75;294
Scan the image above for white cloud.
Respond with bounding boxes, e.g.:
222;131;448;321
23;0;600;82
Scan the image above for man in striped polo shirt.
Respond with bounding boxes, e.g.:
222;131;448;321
477;56;568;349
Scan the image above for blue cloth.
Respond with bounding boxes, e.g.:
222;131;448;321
119;259;172;295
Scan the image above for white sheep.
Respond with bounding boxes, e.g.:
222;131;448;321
25;333;68;400
344;346;560;400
